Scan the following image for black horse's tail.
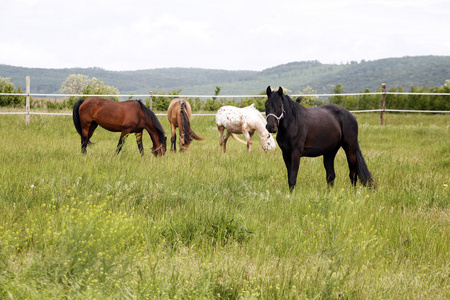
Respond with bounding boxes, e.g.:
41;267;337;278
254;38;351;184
356;144;374;187
72;98;85;137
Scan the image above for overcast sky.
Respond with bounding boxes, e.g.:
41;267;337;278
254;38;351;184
1;0;449;71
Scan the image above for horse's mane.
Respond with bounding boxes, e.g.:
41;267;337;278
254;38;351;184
138;101;166;145
280;94;302;125
180;100;192;144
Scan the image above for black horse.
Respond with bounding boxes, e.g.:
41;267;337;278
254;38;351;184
265;86;373;192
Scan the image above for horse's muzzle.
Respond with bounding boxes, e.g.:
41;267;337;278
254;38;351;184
266;123;278;134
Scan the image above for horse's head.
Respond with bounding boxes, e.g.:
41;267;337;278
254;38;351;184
152;136;167;156
265;86;285;133
179;133;192;151
261;132;277;152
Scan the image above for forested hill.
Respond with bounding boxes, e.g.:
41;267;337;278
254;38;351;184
1;56;449;95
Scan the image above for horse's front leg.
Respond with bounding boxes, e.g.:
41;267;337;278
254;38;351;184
241;129;252;152
135;132;144;156
282;149;301;192
243;131;254;152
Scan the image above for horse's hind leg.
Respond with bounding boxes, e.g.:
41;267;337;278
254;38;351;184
323;148;339;186
222;131;231;153
81;122;98;154
170;124;177;151
81;130;88;154
135;132;144;156
116;132;130;155
343;145;358;186
217;125;227;152
81;136;88;154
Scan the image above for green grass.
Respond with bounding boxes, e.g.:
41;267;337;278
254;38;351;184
0;112;449;299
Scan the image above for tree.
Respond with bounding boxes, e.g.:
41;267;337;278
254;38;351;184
329;84;345;106
151;89;182;111
240;92;266;111
60;74;120;107
83;77;119;101
204;86;224;111
0;77;24;107
60;74;90;95
300;85;325;107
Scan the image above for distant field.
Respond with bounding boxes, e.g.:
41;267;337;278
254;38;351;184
0;112;448;299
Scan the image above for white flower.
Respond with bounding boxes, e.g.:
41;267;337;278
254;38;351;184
30;184;35;189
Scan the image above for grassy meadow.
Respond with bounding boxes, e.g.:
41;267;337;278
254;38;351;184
0;111;448;299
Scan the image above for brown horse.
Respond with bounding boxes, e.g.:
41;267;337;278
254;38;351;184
73;97;166;156
167;98;205;151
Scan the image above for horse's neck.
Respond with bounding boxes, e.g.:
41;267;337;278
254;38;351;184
276;99;299;131
253;115;269;136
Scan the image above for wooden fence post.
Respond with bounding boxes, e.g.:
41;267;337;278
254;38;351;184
149;91;153;110
380;83;386;125
26;76;30;125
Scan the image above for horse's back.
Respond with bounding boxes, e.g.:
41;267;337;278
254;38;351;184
216;105;247;132
168;98;192;125
81;97;138;113
216;106;239;126
80;97;142;131
306;104;356;129
317;104;358;134
304;104;359;148
168;98;191;116
216;105;261;124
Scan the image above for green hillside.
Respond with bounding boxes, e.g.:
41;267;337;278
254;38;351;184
1;56;449;95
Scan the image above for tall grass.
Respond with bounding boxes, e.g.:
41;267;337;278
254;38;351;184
0;112;448;299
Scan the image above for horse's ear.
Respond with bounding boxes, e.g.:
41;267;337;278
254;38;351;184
277;87;283;96
296;96;303;103
266;86;272;96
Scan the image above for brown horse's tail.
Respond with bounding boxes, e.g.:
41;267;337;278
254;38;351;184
356;144;374;187
72;98;85;137
180;100;205;141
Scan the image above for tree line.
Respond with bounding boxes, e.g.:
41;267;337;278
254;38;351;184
329;82;450;111
1;74;449;111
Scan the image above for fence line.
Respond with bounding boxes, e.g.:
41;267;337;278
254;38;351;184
1;109;448;117
1;92;449;118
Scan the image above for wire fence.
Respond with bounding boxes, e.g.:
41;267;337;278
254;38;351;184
1;91;449;118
